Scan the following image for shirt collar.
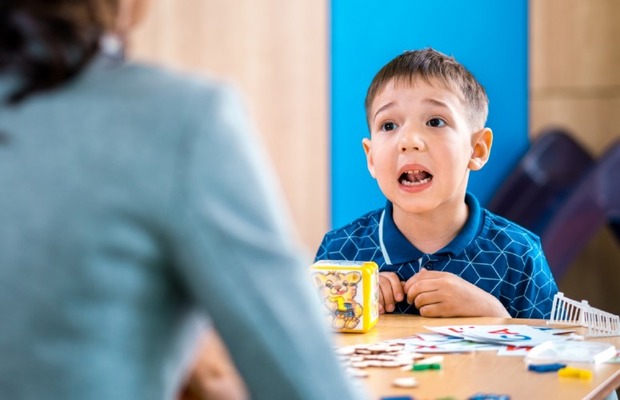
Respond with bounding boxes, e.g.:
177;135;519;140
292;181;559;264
380;193;482;265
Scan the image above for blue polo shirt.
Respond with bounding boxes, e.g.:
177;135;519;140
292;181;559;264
315;193;558;318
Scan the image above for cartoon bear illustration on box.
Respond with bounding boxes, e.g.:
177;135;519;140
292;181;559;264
312;271;363;330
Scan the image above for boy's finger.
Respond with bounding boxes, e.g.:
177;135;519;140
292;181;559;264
405;284;417;305
390;282;404;303
378;284;389;314
403;270;424;292
405;279;436;305
403;268;443;292
382;273;404;302
379;279;396;312
412;290;441;310
380;272;402;288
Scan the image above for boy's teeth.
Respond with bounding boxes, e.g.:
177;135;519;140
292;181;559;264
401;177;431;186
400;169;432;185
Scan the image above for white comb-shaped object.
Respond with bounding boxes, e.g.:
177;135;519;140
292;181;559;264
547;292;620;337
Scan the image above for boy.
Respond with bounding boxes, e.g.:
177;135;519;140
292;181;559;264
316;48;558;319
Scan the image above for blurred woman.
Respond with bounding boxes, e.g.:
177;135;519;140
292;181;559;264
0;1;361;399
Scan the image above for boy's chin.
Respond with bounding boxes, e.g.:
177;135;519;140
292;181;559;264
390;193;465;216
390;198;437;215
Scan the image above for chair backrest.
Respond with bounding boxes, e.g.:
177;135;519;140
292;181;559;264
542;139;620;280
611;220;620;245
487;127;594;235
597;140;620;244
598;140;620;226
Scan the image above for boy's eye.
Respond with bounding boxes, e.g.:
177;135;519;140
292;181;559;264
427;118;446;128
380;122;398;131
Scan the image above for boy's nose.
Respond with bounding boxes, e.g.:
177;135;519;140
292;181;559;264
399;131;424;152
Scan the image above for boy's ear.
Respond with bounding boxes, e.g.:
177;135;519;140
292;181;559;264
362;138;376;178
468;128;493;171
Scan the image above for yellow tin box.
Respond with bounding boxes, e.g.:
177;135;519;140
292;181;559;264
310;260;379;333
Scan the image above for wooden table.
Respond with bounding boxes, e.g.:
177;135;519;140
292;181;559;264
337;314;620;400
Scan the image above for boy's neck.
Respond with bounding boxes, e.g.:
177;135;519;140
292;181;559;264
391;199;469;255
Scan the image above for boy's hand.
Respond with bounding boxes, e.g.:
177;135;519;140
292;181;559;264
378;272;405;314
403;268;510;318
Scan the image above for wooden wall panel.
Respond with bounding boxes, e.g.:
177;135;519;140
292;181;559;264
530;97;620;154
130;0;329;252
560;228;620;316
530;0;620;317
530;0;620;151
530;0;620;88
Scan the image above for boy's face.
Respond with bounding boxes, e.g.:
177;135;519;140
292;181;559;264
362;77;492;217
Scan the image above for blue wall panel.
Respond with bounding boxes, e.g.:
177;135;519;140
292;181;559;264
331;1;528;228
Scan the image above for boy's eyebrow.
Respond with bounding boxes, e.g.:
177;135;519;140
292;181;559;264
373;97;454;122
423;98;451;109
372;101;395;123
422;97;460;117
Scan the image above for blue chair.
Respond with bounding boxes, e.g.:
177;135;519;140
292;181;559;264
611;219;620;244
541;139;620;280
487;127;595;235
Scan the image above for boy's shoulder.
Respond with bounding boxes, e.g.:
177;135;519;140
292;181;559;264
316;207;385;260
323;207;384;239
478;207;543;248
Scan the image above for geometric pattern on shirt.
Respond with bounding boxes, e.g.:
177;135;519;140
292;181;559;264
316;208;558;319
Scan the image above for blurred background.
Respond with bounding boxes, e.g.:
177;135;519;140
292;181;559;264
131;0;619;314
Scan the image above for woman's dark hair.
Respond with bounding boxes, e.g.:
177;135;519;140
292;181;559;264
0;0;119;104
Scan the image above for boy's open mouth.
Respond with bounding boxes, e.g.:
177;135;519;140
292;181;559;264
399;169;432;186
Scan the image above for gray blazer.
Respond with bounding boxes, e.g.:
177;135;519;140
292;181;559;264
0;56;361;400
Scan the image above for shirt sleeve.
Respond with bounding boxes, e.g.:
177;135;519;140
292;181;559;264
509;238;559;319
168;83;363;400
314;233;331;261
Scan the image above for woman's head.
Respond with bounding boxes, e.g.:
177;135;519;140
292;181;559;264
0;0;124;103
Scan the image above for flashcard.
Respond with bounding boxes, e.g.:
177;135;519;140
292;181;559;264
404;342;481;353
496;345;533;357
424;325;478;338
532;326;576;335
385;336;500;353
375;324;571;356
425;325;567;347
461;325;565;346
401;333;463;344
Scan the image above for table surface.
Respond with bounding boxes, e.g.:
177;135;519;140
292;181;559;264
336;314;620;400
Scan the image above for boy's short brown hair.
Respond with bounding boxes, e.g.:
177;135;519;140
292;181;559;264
364;48;489;131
